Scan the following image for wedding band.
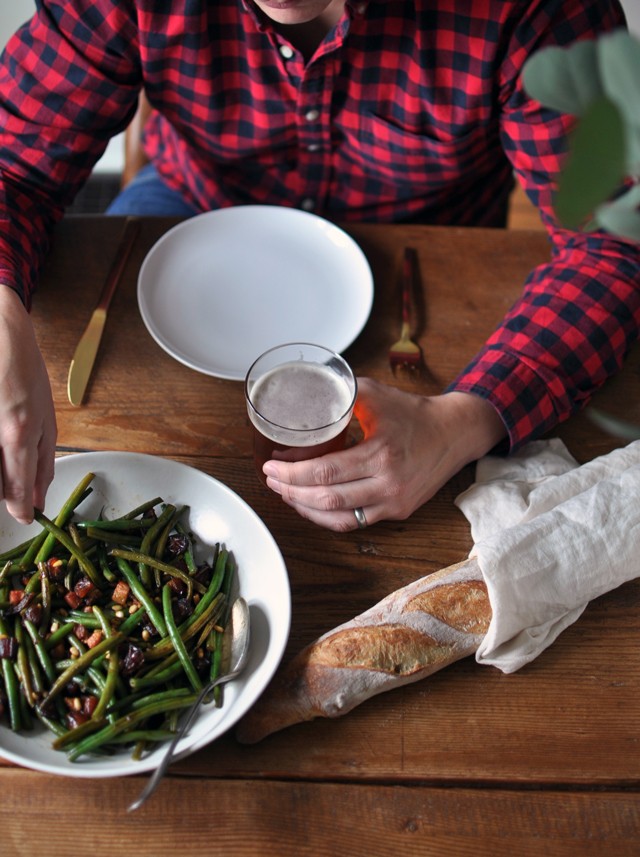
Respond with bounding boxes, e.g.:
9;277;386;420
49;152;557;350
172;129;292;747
353;507;368;529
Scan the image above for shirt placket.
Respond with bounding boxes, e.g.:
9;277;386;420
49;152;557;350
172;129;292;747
294;57;336;214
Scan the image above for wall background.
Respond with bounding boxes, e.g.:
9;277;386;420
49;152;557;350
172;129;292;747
1;1;640;176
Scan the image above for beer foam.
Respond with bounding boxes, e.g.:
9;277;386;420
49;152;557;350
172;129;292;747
248;361;354;446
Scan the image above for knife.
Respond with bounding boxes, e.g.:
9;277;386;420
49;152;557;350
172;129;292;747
67;217;141;406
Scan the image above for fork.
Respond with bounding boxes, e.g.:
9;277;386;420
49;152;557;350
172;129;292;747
388;246;423;374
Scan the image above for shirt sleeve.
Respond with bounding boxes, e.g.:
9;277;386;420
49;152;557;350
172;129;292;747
0;1;141;307
447;0;640;451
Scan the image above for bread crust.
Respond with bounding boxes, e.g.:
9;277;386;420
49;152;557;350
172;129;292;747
236;557;490;744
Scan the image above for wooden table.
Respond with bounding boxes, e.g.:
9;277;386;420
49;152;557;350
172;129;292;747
1;217;638;855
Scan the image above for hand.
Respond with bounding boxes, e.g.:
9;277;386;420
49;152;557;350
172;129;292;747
262;378;506;531
0;286;57;524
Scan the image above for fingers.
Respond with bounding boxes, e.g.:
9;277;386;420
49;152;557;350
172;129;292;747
260;383;501;532
267;466;382;532
263;440;373;489
1;419;56;524
1;441;38;525
0;286;58;525
263;437;406;531
265;465;383;532
0;378;57;526
33;414;58;512
273;496;380;533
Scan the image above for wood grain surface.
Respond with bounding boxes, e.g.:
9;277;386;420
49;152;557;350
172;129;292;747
0;216;637;856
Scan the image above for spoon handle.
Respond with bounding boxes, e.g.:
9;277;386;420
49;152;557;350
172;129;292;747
128;669;237;812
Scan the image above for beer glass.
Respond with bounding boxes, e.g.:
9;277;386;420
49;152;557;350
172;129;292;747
245;342;357;485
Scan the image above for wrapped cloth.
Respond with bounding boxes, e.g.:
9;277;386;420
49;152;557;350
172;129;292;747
236;438;640;743
455;438;640;673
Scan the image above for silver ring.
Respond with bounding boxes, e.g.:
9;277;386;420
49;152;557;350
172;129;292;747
353;507;367;529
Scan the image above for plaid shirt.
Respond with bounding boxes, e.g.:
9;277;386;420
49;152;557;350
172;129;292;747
0;0;638;449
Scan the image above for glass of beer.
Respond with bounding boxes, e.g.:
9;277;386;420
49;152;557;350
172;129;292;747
245;342;357;486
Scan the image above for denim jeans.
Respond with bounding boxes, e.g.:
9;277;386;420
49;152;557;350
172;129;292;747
106;163;200;217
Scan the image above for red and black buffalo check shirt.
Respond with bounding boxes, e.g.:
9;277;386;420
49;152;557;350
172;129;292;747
0;0;638;449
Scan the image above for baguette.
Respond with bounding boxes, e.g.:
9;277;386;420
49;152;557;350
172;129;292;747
236;556;490;744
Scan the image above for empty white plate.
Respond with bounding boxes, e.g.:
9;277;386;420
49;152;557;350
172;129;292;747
137;206;374;380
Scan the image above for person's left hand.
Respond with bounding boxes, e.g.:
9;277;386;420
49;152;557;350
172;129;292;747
261;378;506;531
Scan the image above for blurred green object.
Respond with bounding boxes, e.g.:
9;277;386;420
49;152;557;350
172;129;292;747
523;29;640;440
585;407;640;441
523;29;640;240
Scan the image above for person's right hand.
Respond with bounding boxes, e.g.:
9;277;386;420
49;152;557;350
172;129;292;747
0;285;57;524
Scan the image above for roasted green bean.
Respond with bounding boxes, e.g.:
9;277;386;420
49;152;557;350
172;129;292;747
0;474;238;764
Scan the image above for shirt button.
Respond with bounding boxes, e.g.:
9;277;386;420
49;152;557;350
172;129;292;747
279;45;294;59
307;143;321;152
301;198;315;211
305;109;320;122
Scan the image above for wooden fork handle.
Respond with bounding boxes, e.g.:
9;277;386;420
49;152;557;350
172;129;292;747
402;247;418;327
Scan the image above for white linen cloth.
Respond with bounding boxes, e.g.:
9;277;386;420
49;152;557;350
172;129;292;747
454;438;640;673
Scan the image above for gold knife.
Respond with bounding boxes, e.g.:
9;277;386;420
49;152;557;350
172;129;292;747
67;217;141;406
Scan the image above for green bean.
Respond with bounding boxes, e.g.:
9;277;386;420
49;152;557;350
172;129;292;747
128;686;194;711
63;611;103;629
94;541;113;583
65;522;91;577
197;614;224;652
14;621;36;708
33;511;102;588
21;473;95;573
0;538;34;563
66;693;199;761
52;716;108;750
35;708;67;738
136;504;176;586
24;620;57;683
68;633;87;657
91;607;119;720
174;520;198;575
144;591;225;660
0;480;239;763
209;553;236;702
162;583;202;692
84;528;142;546
119;497;164;521
18;688;34;731
110;547;205;597
201;547;229;613
0;560;20;583
128;658;183;690
2;662;22;731
39;632;124;710
38;562;52;634
77;517;155;532
22;628;46;695
44;621;76;651
114;558;168;638
108;729;176;744
83;665;107;694
154;506;184;560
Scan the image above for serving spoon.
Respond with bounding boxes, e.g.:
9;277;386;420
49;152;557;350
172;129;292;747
128;596;251;811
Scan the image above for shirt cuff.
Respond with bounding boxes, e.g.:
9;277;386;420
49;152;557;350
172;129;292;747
446;348;559;452
0;269;26;307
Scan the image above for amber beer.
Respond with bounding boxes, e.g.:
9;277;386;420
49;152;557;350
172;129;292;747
245;343;357;485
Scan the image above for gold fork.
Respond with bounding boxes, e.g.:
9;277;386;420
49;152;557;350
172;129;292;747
388;246;423;374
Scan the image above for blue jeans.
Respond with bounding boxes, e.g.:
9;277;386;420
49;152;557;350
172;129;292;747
106;163;200;217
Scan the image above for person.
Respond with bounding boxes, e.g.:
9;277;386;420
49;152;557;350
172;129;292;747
0;0;638;533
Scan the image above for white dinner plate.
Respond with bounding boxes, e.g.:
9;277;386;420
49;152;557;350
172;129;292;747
0;452;290;778
137;205;374;380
